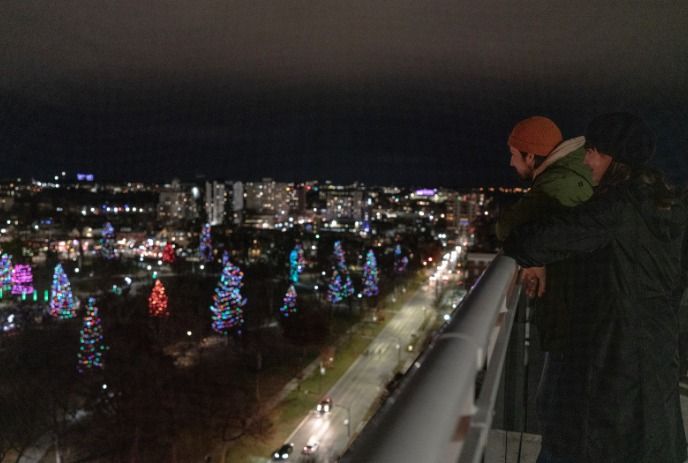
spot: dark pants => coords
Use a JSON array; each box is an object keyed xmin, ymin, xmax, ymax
[{"xmin": 536, "ymin": 352, "xmax": 581, "ymax": 463}]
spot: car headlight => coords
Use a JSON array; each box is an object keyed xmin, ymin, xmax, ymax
[
  {"xmin": 282, "ymin": 454, "xmax": 288, "ymax": 458},
  {"xmin": 274, "ymin": 452, "xmax": 280, "ymax": 458}
]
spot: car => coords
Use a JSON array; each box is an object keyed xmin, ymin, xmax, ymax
[
  {"xmin": 316, "ymin": 396, "xmax": 332, "ymax": 414},
  {"xmin": 272, "ymin": 443, "xmax": 294, "ymax": 460},
  {"xmin": 302, "ymin": 441, "xmax": 319, "ymax": 455}
]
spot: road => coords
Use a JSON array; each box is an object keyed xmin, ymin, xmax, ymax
[{"xmin": 272, "ymin": 283, "xmax": 436, "ymax": 462}]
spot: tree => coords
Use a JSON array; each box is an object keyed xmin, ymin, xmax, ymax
[
  {"xmin": 48, "ymin": 263, "xmax": 77, "ymax": 319},
  {"xmin": 162, "ymin": 242, "xmax": 176, "ymax": 264},
  {"xmin": 0, "ymin": 253, "xmax": 12, "ymax": 291},
  {"xmin": 101, "ymin": 222, "xmax": 117, "ymax": 260},
  {"xmin": 11, "ymin": 264, "xmax": 33, "ymax": 296},
  {"xmin": 221, "ymin": 249, "xmax": 231, "ymax": 267},
  {"xmin": 148, "ymin": 279, "xmax": 169, "ymax": 317},
  {"xmin": 327, "ymin": 270, "xmax": 352, "ymax": 304},
  {"xmin": 279, "ymin": 284, "xmax": 298, "ymax": 318},
  {"xmin": 77, "ymin": 297, "xmax": 107, "ymax": 373},
  {"xmin": 210, "ymin": 262, "xmax": 246, "ymax": 334},
  {"xmin": 362, "ymin": 249, "xmax": 380, "ymax": 297},
  {"xmin": 199, "ymin": 223, "xmax": 213, "ymax": 263},
  {"xmin": 289, "ymin": 244, "xmax": 305, "ymax": 283},
  {"xmin": 332, "ymin": 241, "xmax": 354, "ymax": 297}
]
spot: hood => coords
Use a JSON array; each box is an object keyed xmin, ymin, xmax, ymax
[{"xmin": 534, "ymin": 136, "xmax": 587, "ymax": 179}]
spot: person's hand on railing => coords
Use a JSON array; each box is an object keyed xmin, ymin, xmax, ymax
[{"xmin": 521, "ymin": 266, "xmax": 546, "ymax": 298}]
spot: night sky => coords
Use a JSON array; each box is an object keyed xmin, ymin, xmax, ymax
[{"xmin": 2, "ymin": 1, "xmax": 687, "ymax": 186}]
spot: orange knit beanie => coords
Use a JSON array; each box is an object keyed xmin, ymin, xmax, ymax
[{"xmin": 508, "ymin": 116, "xmax": 563, "ymax": 157}]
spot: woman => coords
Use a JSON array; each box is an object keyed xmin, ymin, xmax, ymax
[{"xmin": 504, "ymin": 113, "xmax": 687, "ymax": 463}]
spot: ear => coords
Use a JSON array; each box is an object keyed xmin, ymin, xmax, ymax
[{"xmin": 525, "ymin": 152, "xmax": 536, "ymax": 165}]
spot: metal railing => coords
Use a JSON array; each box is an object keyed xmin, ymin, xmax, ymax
[{"xmin": 342, "ymin": 254, "xmax": 523, "ymax": 463}]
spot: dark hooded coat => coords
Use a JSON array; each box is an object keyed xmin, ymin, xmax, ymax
[{"xmin": 504, "ymin": 176, "xmax": 687, "ymax": 463}]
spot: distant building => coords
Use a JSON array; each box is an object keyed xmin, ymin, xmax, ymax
[
  {"xmin": 157, "ymin": 179, "xmax": 199, "ymax": 225},
  {"xmin": 243, "ymin": 178, "xmax": 292, "ymax": 227},
  {"xmin": 204, "ymin": 181, "xmax": 226, "ymax": 226},
  {"xmin": 325, "ymin": 189, "xmax": 364, "ymax": 222}
]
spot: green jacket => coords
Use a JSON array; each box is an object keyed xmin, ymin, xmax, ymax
[
  {"xmin": 496, "ymin": 137, "xmax": 593, "ymax": 241},
  {"xmin": 497, "ymin": 137, "xmax": 593, "ymax": 352}
]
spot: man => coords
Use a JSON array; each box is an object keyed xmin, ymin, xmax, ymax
[
  {"xmin": 497, "ymin": 116, "xmax": 593, "ymax": 463},
  {"xmin": 498, "ymin": 116, "xmax": 592, "ymax": 348},
  {"xmin": 504, "ymin": 113, "xmax": 687, "ymax": 463}
]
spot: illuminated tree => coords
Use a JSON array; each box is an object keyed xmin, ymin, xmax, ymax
[
  {"xmin": 0, "ymin": 253, "xmax": 12, "ymax": 290},
  {"xmin": 148, "ymin": 279, "xmax": 169, "ymax": 317},
  {"xmin": 162, "ymin": 242, "xmax": 176, "ymax": 264},
  {"xmin": 199, "ymin": 223, "xmax": 213, "ymax": 263},
  {"xmin": 362, "ymin": 250, "xmax": 379, "ymax": 297},
  {"xmin": 77, "ymin": 297, "xmax": 106, "ymax": 373},
  {"xmin": 100, "ymin": 222, "xmax": 117, "ymax": 260},
  {"xmin": 289, "ymin": 244, "xmax": 305, "ymax": 283},
  {"xmin": 221, "ymin": 249, "xmax": 231, "ymax": 267},
  {"xmin": 327, "ymin": 269, "xmax": 352, "ymax": 304},
  {"xmin": 279, "ymin": 284, "xmax": 298, "ymax": 318},
  {"xmin": 210, "ymin": 262, "xmax": 246, "ymax": 334},
  {"xmin": 11, "ymin": 264, "xmax": 34, "ymax": 296},
  {"xmin": 327, "ymin": 270, "xmax": 344, "ymax": 304},
  {"xmin": 49, "ymin": 263, "xmax": 77, "ymax": 319},
  {"xmin": 332, "ymin": 241, "xmax": 354, "ymax": 297}
]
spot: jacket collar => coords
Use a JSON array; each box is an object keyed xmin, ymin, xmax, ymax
[{"xmin": 533, "ymin": 136, "xmax": 586, "ymax": 179}]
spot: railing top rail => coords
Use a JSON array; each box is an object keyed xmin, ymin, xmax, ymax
[{"xmin": 343, "ymin": 254, "xmax": 520, "ymax": 463}]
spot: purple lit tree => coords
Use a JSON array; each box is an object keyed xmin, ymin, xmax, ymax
[
  {"xmin": 11, "ymin": 264, "xmax": 34, "ymax": 296},
  {"xmin": 199, "ymin": 223, "xmax": 213, "ymax": 263},
  {"xmin": 327, "ymin": 270, "xmax": 344, "ymax": 304},
  {"xmin": 49, "ymin": 263, "xmax": 77, "ymax": 319},
  {"xmin": 362, "ymin": 250, "xmax": 379, "ymax": 297},
  {"xmin": 77, "ymin": 297, "xmax": 106, "ymax": 373},
  {"xmin": 210, "ymin": 262, "xmax": 246, "ymax": 334},
  {"xmin": 279, "ymin": 284, "xmax": 298, "ymax": 318}
]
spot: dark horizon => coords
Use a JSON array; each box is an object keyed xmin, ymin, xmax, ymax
[{"xmin": 2, "ymin": 1, "xmax": 687, "ymax": 186}]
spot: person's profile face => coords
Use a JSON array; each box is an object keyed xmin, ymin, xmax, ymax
[
  {"xmin": 509, "ymin": 146, "xmax": 533, "ymax": 180},
  {"xmin": 584, "ymin": 147, "xmax": 613, "ymax": 185}
]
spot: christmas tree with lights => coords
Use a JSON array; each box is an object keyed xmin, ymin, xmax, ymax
[
  {"xmin": 162, "ymin": 242, "xmax": 176, "ymax": 264},
  {"xmin": 77, "ymin": 297, "xmax": 106, "ymax": 373},
  {"xmin": 100, "ymin": 222, "xmax": 117, "ymax": 260},
  {"xmin": 148, "ymin": 279, "xmax": 169, "ymax": 317},
  {"xmin": 48, "ymin": 263, "xmax": 77, "ymax": 319},
  {"xmin": 0, "ymin": 253, "xmax": 12, "ymax": 290},
  {"xmin": 221, "ymin": 249, "xmax": 231, "ymax": 267},
  {"xmin": 289, "ymin": 244, "xmax": 305, "ymax": 283},
  {"xmin": 333, "ymin": 241, "xmax": 354, "ymax": 297},
  {"xmin": 327, "ymin": 269, "xmax": 353, "ymax": 304},
  {"xmin": 394, "ymin": 244, "xmax": 408, "ymax": 274},
  {"xmin": 362, "ymin": 249, "xmax": 379, "ymax": 297},
  {"xmin": 199, "ymin": 223, "xmax": 213, "ymax": 263},
  {"xmin": 11, "ymin": 264, "xmax": 34, "ymax": 296},
  {"xmin": 279, "ymin": 284, "xmax": 298, "ymax": 318},
  {"xmin": 210, "ymin": 262, "xmax": 246, "ymax": 334}
]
